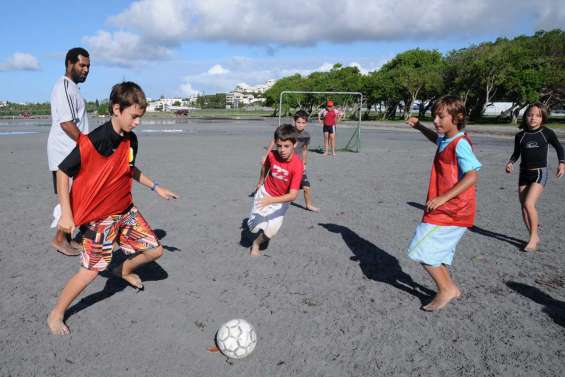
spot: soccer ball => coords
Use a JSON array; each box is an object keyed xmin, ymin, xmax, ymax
[{"xmin": 216, "ymin": 319, "xmax": 257, "ymax": 359}]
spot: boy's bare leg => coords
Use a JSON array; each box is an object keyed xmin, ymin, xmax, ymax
[
  {"xmin": 522, "ymin": 183, "xmax": 544, "ymax": 251},
  {"xmin": 303, "ymin": 187, "xmax": 319, "ymax": 212},
  {"xmin": 51, "ymin": 229, "xmax": 80, "ymax": 256},
  {"xmin": 422, "ymin": 264, "xmax": 460, "ymax": 312},
  {"xmin": 518, "ymin": 186, "xmax": 531, "ymax": 232},
  {"xmin": 112, "ymin": 246, "xmax": 163, "ymax": 289},
  {"xmin": 250, "ymin": 231, "xmax": 267, "ymax": 257},
  {"xmin": 323, "ymin": 132, "xmax": 329, "ymax": 156},
  {"xmin": 47, "ymin": 268, "xmax": 99, "ymax": 335},
  {"xmin": 330, "ymin": 134, "xmax": 336, "ymax": 156}
]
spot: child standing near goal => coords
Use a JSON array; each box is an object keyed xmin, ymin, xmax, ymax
[
  {"xmin": 318, "ymin": 101, "xmax": 343, "ymax": 156},
  {"xmin": 47, "ymin": 82, "xmax": 179, "ymax": 335},
  {"xmin": 260, "ymin": 110, "xmax": 319, "ymax": 212},
  {"xmin": 249, "ymin": 124, "xmax": 304, "ymax": 256},
  {"xmin": 505, "ymin": 102, "xmax": 565, "ymax": 252},
  {"xmin": 405, "ymin": 96, "xmax": 481, "ymax": 311}
]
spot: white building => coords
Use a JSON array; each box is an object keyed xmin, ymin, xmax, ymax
[
  {"xmin": 146, "ymin": 97, "xmax": 197, "ymax": 112},
  {"xmin": 226, "ymin": 79, "xmax": 275, "ymax": 108}
]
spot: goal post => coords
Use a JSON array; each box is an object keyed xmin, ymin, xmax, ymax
[{"xmin": 278, "ymin": 91, "xmax": 363, "ymax": 153}]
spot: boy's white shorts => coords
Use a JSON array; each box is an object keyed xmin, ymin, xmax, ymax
[{"xmin": 247, "ymin": 185, "xmax": 289, "ymax": 239}]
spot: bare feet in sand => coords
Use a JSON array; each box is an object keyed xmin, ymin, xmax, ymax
[
  {"xmin": 523, "ymin": 237, "xmax": 539, "ymax": 252},
  {"xmin": 112, "ymin": 267, "xmax": 143, "ymax": 290},
  {"xmin": 306, "ymin": 205, "xmax": 320, "ymax": 213},
  {"xmin": 47, "ymin": 311, "xmax": 70, "ymax": 336},
  {"xmin": 422, "ymin": 288, "xmax": 461, "ymax": 312},
  {"xmin": 52, "ymin": 240, "xmax": 81, "ymax": 256},
  {"xmin": 249, "ymin": 245, "xmax": 261, "ymax": 257}
]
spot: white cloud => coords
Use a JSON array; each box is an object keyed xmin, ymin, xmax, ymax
[
  {"xmin": 82, "ymin": 30, "xmax": 171, "ymax": 67},
  {"xmin": 207, "ymin": 64, "xmax": 229, "ymax": 75},
  {"xmin": 0, "ymin": 53, "xmax": 40, "ymax": 71},
  {"xmin": 103, "ymin": 0, "xmax": 565, "ymax": 45},
  {"xmin": 179, "ymin": 81, "xmax": 200, "ymax": 97}
]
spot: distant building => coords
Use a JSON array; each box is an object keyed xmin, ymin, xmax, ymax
[
  {"xmin": 146, "ymin": 96, "xmax": 198, "ymax": 112},
  {"xmin": 226, "ymin": 79, "xmax": 275, "ymax": 108}
]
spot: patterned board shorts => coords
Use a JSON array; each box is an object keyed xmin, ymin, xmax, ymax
[{"xmin": 80, "ymin": 205, "xmax": 159, "ymax": 271}]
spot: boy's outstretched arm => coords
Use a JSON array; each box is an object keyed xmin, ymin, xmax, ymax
[
  {"xmin": 406, "ymin": 117, "xmax": 438, "ymax": 144},
  {"xmin": 426, "ymin": 170, "xmax": 479, "ymax": 212},
  {"xmin": 131, "ymin": 167, "xmax": 179, "ymax": 199},
  {"xmin": 257, "ymin": 189, "xmax": 299, "ymax": 209},
  {"xmin": 261, "ymin": 139, "xmax": 275, "ymax": 165},
  {"xmin": 56, "ymin": 170, "xmax": 75, "ymax": 234}
]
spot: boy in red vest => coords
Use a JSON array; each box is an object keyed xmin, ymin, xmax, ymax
[
  {"xmin": 406, "ymin": 96, "xmax": 481, "ymax": 312},
  {"xmin": 48, "ymin": 82, "xmax": 178, "ymax": 335},
  {"xmin": 318, "ymin": 100, "xmax": 342, "ymax": 156}
]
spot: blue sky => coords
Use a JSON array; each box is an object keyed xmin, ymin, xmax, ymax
[{"xmin": 0, "ymin": 0, "xmax": 563, "ymax": 103}]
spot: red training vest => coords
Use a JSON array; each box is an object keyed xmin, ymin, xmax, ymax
[
  {"xmin": 70, "ymin": 133, "xmax": 133, "ymax": 226},
  {"xmin": 323, "ymin": 109, "xmax": 337, "ymax": 126},
  {"xmin": 422, "ymin": 135, "xmax": 476, "ymax": 227}
]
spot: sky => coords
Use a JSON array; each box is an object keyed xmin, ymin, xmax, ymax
[{"xmin": 0, "ymin": 0, "xmax": 563, "ymax": 103}]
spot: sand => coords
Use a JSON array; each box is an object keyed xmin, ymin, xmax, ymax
[{"xmin": 0, "ymin": 117, "xmax": 564, "ymax": 376}]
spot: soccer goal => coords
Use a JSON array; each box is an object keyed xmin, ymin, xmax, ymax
[{"xmin": 278, "ymin": 91, "xmax": 363, "ymax": 153}]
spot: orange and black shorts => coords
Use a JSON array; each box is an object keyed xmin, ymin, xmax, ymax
[{"xmin": 79, "ymin": 205, "xmax": 159, "ymax": 271}]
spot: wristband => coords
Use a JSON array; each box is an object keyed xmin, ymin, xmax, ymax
[{"xmin": 151, "ymin": 182, "xmax": 159, "ymax": 191}]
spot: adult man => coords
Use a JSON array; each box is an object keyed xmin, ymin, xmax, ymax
[{"xmin": 47, "ymin": 47, "xmax": 90, "ymax": 256}]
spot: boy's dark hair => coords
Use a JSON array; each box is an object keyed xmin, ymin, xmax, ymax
[
  {"xmin": 520, "ymin": 102, "xmax": 548, "ymax": 129},
  {"xmin": 65, "ymin": 47, "xmax": 89, "ymax": 68},
  {"xmin": 432, "ymin": 95, "xmax": 466, "ymax": 130},
  {"xmin": 108, "ymin": 82, "xmax": 147, "ymax": 115},
  {"xmin": 274, "ymin": 124, "xmax": 298, "ymax": 143},
  {"xmin": 293, "ymin": 110, "xmax": 309, "ymax": 121}
]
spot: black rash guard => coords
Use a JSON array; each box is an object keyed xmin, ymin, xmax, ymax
[{"xmin": 508, "ymin": 127, "xmax": 565, "ymax": 170}]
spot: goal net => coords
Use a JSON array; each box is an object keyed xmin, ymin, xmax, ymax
[{"xmin": 278, "ymin": 91, "xmax": 362, "ymax": 153}]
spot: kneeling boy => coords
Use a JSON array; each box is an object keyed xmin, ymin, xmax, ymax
[
  {"xmin": 249, "ymin": 124, "xmax": 304, "ymax": 256},
  {"xmin": 48, "ymin": 82, "xmax": 178, "ymax": 335}
]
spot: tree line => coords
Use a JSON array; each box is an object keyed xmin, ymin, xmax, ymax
[{"xmin": 264, "ymin": 30, "xmax": 565, "ymax": 123}]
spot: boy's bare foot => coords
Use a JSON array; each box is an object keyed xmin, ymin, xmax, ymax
[
  {"xmin": 322, "ymin": 152, "xmax": 329, "ymax": 156},
  {"xmin": 47, "ymin": 311, "xmax": 70, "ymax": 336},
  {"xmin": 112, "ymin": 267, "xmax": 143, "ymax": 290},
  {"xmin": 332, "ymin": 152, "xmax": 336, "ymax": 156},
  {"xmin": 306, "ymin": 205, "xmax": 320, "ymax": 212},
  {"xmin": 249, "ymin": 245, "xmax": 261, "ymax": 257},
  {"xmin": 70, "ymin": 239, "xmax": 83, "ymax": 251},
  {"xmin": 523, "ymin": 237, "xmax": 539, "ymax": 252},
  {"xmin": 52, "ymin": 240, "xmax": 81, "ymax": 256},
  {"xmin": 422, "ymin": 288, "xmax": 461, "ymax": 312}
]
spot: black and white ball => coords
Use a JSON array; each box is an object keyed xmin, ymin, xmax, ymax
[{"xmin": 216, "ymin": 319, "xmax": 257, "ymax": 359}]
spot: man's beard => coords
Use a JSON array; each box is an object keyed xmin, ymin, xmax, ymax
[{"xmin": 71, "ymin": 69, "xmax": 86, "ymax": 83}]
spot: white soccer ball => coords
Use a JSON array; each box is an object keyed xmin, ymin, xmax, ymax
[{"xmin": 216, "ymin": 319, "xmax": 257, "ymax": 359}]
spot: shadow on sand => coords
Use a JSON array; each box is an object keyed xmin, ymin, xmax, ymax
[
  {"xmin": 506, "ymin": 281, "xmax": 565, "ymax": 327},
  {"xmin": 64, "ymin": 260, "xmax": 168, "ymax": 321},
  {"xmin": 153, "ymin": 229, "xmax": 181, "ymax": 252},
  {"xmin": 406, "ymin": 201, "xmax": 526, "ymax": 248},
  {"xmin": 319, "ymin": 223, "xmax": 434, "ymax": 304}
]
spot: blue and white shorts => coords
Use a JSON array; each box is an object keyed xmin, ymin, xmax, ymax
[{"xmin": 407, "ymin": 223, "xmax": 467, "ymax": 267}]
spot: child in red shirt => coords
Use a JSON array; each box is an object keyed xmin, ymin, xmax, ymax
[
  {"xmin": 248, "ymin": 124, "xmax": 304, "ymax": 256},
  {"xmin": 48, "ymin": 82, "xmax": 178, "ymax": 335}
]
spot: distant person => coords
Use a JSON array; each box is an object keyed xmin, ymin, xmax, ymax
[
  {"xmin": 47, "ymin": 82, "xmax": 179, "ymax": 335},
  {"xmin": 405, "ymin": 96, "xmax": 481, "ymax": 311},
  {"xmin": 505, "ymin": 102, "xmax": 565, "ymax": 252},
  {"xmin": 47, "ymin": 47, "xmax": 90, "ymax": 256},
  {"xmin": 248, "ymin": 124, "xmax": 304, "ymax": 256},
  {"xmin": 259, "ymin": 110, "xmax": 319, "ymax": 212},
  {"xmin": 318, "ymin": 100, "xmax": 342, "ymax": 156}
]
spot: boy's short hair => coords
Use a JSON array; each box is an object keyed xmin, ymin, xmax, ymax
[
  {"xmin": 432, "ymin": 95, "xmax": 466, "ymax": 130},
  {"xmin": 520, "ymin": 102, "xmax": 548, "ymax": 129},
  {"xmin": 65, "ymin": 47, "xmax": 89, "ymax": 68},
  {"xmin": 293, "ymin": 110, "xmax": 309, "ymax": 121},
  {"xmin": 274, "ymin": 124, "xmax": 298, "ymax": 143},
  {"xmin": 108, "ymin": 82, "xmax": 147, "ymax": 115}
]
